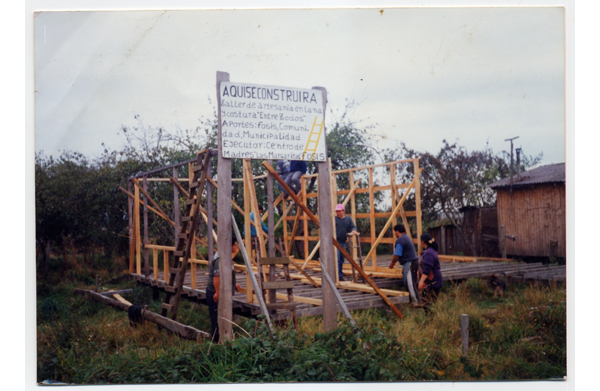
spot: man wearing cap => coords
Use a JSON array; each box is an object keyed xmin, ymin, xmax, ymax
[{"xmin": 334, "ymin": 204, "xmax": 359, "ymax": 281}]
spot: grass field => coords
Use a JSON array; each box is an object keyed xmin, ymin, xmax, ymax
[{"xmin": 36, "ymin": 255, "xmax": 566, "ymax": 383}]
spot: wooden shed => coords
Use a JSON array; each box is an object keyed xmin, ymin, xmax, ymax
[
  {"xmin": 428, "ymin": 206, "xmax": 499, "ymax": 258},
  {"xmin": 488, "ymin": 163, "xmax": 566, "ymax": 259}
]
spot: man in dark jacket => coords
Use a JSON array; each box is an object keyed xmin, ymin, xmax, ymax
[
  {"xmin": 388, "ymin": 224, "xmax": 419, "ymax": 302},
  {"xmin": 334, "ymin": 204, "xmax": 359, "ymax": 281}
]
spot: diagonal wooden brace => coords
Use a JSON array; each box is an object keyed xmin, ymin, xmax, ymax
[{"xmin": 262, "ymin": 161, "xmax": 404, "ymax": 319}]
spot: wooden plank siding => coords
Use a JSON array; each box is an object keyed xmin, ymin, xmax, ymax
[{"xmin": 496, "ymin": 183, "xmax": 566, "ymax": 258}]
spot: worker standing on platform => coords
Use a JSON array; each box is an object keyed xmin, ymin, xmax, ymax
[
  {"xmin": 285, "ymin": 160, "xmax": 307, "ymax": 197},
  {"xmin": 276, "ymin": 159, "xmax": 291, "ymax": 195},
  {"xmin": 334, "ymin": 204, "xmax": 359, "ymax": 281},
  {"xmin": 388, "ymin": 224, "xmax": 419, "ymax": 303},
  {"xmin": 206, "ymin": 238, "xmax": 242, "ymax": 343}
]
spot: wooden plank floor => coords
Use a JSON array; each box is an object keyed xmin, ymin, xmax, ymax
[
  {"xmin": 129, "ymin": 257, "xmax": 564, "ymax": 321},
  {"xmin": 130, "ymin": 265, "xmax": 410, "ymax": 321}
]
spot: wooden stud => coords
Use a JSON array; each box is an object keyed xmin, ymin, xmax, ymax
[
  {"xmin": 128, "ymin": 180, "xmax": 134, "ymax": 273},
  {"xmin": 302, "ymin": 176, "xmax": 309, "ymax": 261},
  {"xmin": 153, "ymin": 248, "xmax": 158, "ymax": 281},
  {"xmin": 163, "ymin": 249, "xmax": 169, "ymax": 279},
  {"xmin": 243, "ymin": 160, "xmax": 253, "ymax": 304},
  {"xmin": 216, "ymin": 71, "xmax": 233, "ymax": 342},
  {"xmin": 134, "ymin": 184, "xmax": 141, "ymax": 275},
  {"xmin": 369, "ymin": 167, "xmax": 376, "ymax": 268},
  {"xmin": 143, "ymin": 177, "xmax": 149, "ymax": 277},
  {"xmin": 414, "ymin": 159, "xmax": 423, "ymax": 255}
]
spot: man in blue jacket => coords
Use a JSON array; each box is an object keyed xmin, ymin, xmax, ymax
[{"xmin": 388, "ymin": 224, "xmax": 419, "ymax": 302}]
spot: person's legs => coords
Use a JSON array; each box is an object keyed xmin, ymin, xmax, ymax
[
  {"xmin": 405, "ymin": 261, "xmax": 418, "ymax": 303},
  {"xmin": 286, "ymin": 171, "xmax": 302, "ymax": 194},
  {"xmin": 337, "ymin": 243, "xmax": 346, "ymax": 280},
  {"xmin": 409, "ymin": 260, "xmax": 421, "ymax": 302},
  {"xmin": 277, "ymin": 173, "xmax": 289, "ymax": 196},
  {"xmin": 206, "ymin": 291, "xmax": 219, "ymax": 343},
  {"xmin": 402, "ymin": 261, "xmax": 411, "ymax": 289}
]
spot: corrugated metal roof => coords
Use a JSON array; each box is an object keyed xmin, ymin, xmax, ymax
[{"xmin": 488, "ymin": 162, "xmax": 565, "ymax": 189}]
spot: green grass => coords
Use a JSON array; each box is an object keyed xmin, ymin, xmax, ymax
[{"xmin": 36, "ymin": 256, "xmax": 566, "ymax": 384}]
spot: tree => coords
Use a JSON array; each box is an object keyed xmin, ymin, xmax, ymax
[{"xmin": 383, "ymin": 140, "xmax": 542, "ymax": 255}]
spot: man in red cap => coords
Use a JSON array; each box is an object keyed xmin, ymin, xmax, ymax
[{"xmin": 334, "ymin": 204, "xmax": 359, "ymax": 281}]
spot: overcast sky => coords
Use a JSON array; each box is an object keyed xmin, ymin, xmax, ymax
[{"xmin": 34, "ymin": 6, "xmax": 566, "ymax": 165}]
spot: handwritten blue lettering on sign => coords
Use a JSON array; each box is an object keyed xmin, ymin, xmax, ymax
[{"xmin": 219, "ymin": 82, "xmax": 326, "ymax": 162}]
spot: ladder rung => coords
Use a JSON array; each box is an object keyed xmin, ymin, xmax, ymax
[
  {"xmin": 164, "ymin": 286, "xmax": 177, "ymax": 293},
  {"xmin": 161, "ymin": 303, "xmax": 173, "ymax": 311},
  {"xmin": 185, "ymin": 198, "xmax": 197, "ymax": 206},
  {"xmin": 263, "ymin": 281, "xmax": 294, "ymax": 290},
  {"xmin": 169, "ymin": 268, "xmax": 181, "ymax": 275},
  {"xmin": 193, "ymin": 164, "xmax": 205, "ymax": 172},
  {"xmin": 266, "ymin": 302, "xmax": 298, "ymax": 310},
  {"xmin": 177, "ymin": 233, "xmax": 189, "ymax": 240},
  {"xmin": 182, "ymin": 216, "xmax": 193, "ymax": 222},
  {"xmin": 173, "ymin": 251, "xmax": 185, "ymax": 257},
  {"xmin": 189, "ymin": 181, "xmax": 199, "ymax": 188}
]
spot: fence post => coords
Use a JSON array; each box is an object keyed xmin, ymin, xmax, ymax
[{"xmin": 461, "ymin": 314, "xmax": 469, "ymax": 357}]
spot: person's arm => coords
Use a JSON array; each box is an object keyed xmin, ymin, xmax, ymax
[
  {"xmin": 261, "ymin": 220, "xmax": 268, "ymax": 234},
  {"xmin": 389, "ymin": 243, "xmax": 403, "ymax": 268},
  {"xmin": 213, "ymin": 276, "xmax": 220, "ymax": 302},
  {"xmin": 418, "ymin": 273, "xmax": 428, "ymax": 290}
]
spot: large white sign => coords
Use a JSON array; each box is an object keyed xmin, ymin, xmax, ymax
[{"xmin": 219, "ymin": 82, "xmax": 326, "ymax": 161}]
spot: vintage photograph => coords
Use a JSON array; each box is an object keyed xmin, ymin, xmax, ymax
[{"xmin": 33, "ymin": 4, "xmax": 567, "ymax": 386}]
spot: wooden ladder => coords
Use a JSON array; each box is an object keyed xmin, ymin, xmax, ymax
[
  {"xmin": 258, "ymin": 255, "xmax": 298, "ymax": 329},
  {"xmin": 161, "ymin": 150, "xmax": 211, "ymax": 320}
]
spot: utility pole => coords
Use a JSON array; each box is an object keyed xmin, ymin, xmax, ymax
[
  {"xmin": 505, "ymin": 137, "xmax": 519, "ymax": 195},
  {"xmin": 515, "ymin": 147, "xmax": 522, "ymax": 179}
]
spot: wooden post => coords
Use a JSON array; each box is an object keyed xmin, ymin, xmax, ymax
[
  {"xmin": 266, "ymin": 160, "xmax": 276, "ymax": 306},
  {"xmin": 143, "ymin": 177, "xmax": 149, "ymax": 277},
  {"xmin": 243, "ymin": 161, "xmax": 253, "ymax": 303},
  {"xmin": 414, "ymin": 159, "xmax": 423, "ymax": 255},
  {"xmin": 163, "ymin": 249, "xmax": 169, "ymax": 279},
  {"xmin": 313, "ymin": 86, "xmax": 337, "ymax": 332},
  {"xmin": 216, "ymin": 71, "xmax": 233, "ymax": 342},
  {"xmin": 207, "ymin": 176, "xmax": 214, "ymax": 277},
  {"xmin": 369, "ymin": 167, "xmax": 376, "ymax": 268},
  {"xmin": 128, "ymin": 180, "xmax": 134, "ymax": 273},
  {"xmin": 500, "ymin": 225, "xmax": 507, "ymax": 259},
  {"xmin": 134, "ymin": 183, "xmax": 141, "ymax": 275},
  {"xmin": 441, "ymin": 225, "xmax": 447, "ymax": 255},
  {"xmin": 174, "ymin": 168, "xmax": 181, "ymax": 240},
  {"xmin": 153, "ymin": 248, "xmax": 158, "ymax": 280},
  {"xmin": 302, "ymin": 176, "xmax": 309, "ymax": 260},
  {"xmin": 461, "ymin": 314, "xmax": 469, "ymax": 356}
]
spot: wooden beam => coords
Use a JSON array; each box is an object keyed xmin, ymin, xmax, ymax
[
  {"xmin": 128, "ymin": 181, "xmax": 134, "ymax": 273},
  {"xmin": 134, "ymin": 184, "xmax": 141, "ymax": 275},
  {"xmin": 216, "ymin": 70, "xmax": 233, "ymax": 342},
  {"xmin": 74, "ymin": 288, "xmax": 210, "ymax": 341},
  {"xmin": 143, "ymin": 177, "xmax": 150, "ymax": 277}
]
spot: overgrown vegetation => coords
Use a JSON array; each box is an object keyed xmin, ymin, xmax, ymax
[{"xmin": 37, "ymin": 258, "xmax": 566, "ymax": 384}]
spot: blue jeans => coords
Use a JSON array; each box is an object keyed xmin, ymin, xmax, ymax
[
  {"xmin": 285, "ymin": 171, "xmax": 303, "ymax": 194},
  {"xmin": 403, "ymin": 261, "xmax": 412, "ymax": 289},
  {"xmin": 277, "ymin": 172, "xmax": 289, "ymax": 194},
  {"xmin": 337, "ymin": 242, "xmax": 347, "ymax": 279}
]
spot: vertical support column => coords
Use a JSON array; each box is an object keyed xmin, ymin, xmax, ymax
[
  {"xmin": 390, "ymin": 164, "xmax": 397, "ymax": 227},
  {"xmin": 128, "ymin": 180, "xmax": 134, "ymax": 273},
  {"xmin": 349, "ymin": 170, "xmax": 357, "ymax": 264},
  {"xmin": 369, "ymin": 167, "xmax": 376, "ymax": 269},
  {"xmin": 216, "ymin": 71, "xmax": 233, "ymax": 342},
  {"xmin": 329, "ymin": 158, "xmax": 339, "ymax": 284},
  {"xmin": 143, "ymin": 177, "xmax": 149, "ymax": 277},
  {"xmin": 313, "ymin": 86, "xmax": 336, "ymax": 332},
  {"xmin": 134, "ymin": 183, "xmax": 141, "ymax": 275},
  {"xmin": 266, "ymin": 160, "xmax": 276, "ymax": 306},
  {"xmin": 461, "ymin": 314, "xmax": 470, "ymax": 357},
  {"xmin": 243, "ymin": 161, "xmax": 253, "ymax": 303},
  {"xmin": 174, "ymin": 168, "xmax": 181, "ymax": 240},
  {"xmin": 153, "ymin": 248, "xmax": 158, "ymax": 281},
  {"xmin": 302, "ymin": 176, "xmax": 308, "ymax": 260},
  {"xmin": 163, "ymin": 249, "xmax": 169, "ymax": 278},
  {"xmin": 414, "ymin": 159, "xmax": 423, "ymax": 255}
]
